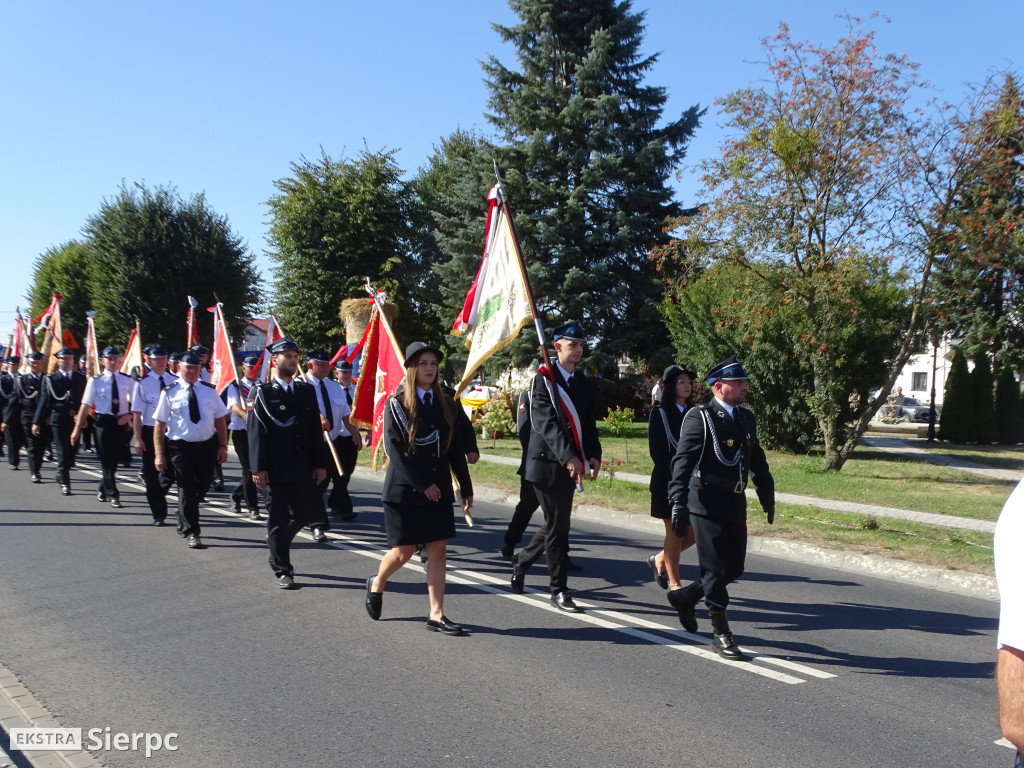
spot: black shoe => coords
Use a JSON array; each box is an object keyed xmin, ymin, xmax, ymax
[
  {"xmin": 153, "ymin": 519, "xmax": 165, "ymax": 526},
  {"xmin": 551, "ymin": 591, "xmax": 582, "ymax": 613},
  {"xmin": 416, "ymin": 544, "xmax": 427, "ymax": 563},
  {"xmin": 212, "ymin": 481, "xmax": 224, "ymax": 492},
  {"xmin": 10, "ymin": 465, "xmax": 19, "ymax": 471},
  {"xmin": 61, "ymin": 485, "xmax": 71, "ymax": 496},
  {"xmin": 248, "ymin": 509, "xmax": 262, "ymax": 521},
  {"xmin": 311, "ymin": 526, "xmax": 327, "ymax": 543},
  {"xmin": 187, "ymin": 535, "xmax": 203, "ymax": 549},
  {"xmin": 426, "ymin": 616, "xmax": 464, "ymax": 636},
  {"xmin": 709, "ymin": 609, "xmax": 745, "ymax": 660},
  {"xmin": 31, "ymin": 473, "xmax": 42, "ymax": 484},
  {"xmin": 339, "ymin": 511, "xmax": 357, "ymax": 521},
  {"xmin": 136, "ymin": 472, "xmax": 144, "ymax": 483},
  {"xmin": 277, "ymin": 573, "xmax": 295, "ymax": 589},
  {"xmin": 667, "ymin": 588, "xmax": 698, "ymax": 633},
  {"xmin": 365, "ymin": 576, "xmax": 382, "ymax": 620},
  {"xmin": 499, "ymin": 543, "xmax": 514, "ymax": 561},
  {"xmin": 510, "ymin": 554, "xmax": 525, "ymax": 594},
  {"xmin": 110, "ymin": 498, "xmax": 123, "ymax": 509},
  {"xmin": 97, "ymin": 492, "xmax": 107, "ymax": 503},
  {"xmin": 647, "ymin": 555, "xmax": 669, "ymax": 590},
  {"xmin": 564, "ymin": 555, "xmax": 583, "ymax": 572}
]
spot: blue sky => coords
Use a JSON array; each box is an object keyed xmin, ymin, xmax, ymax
[{"xmin": 1, "ymin": 1, "xmax": 1020, "ymax": 333}]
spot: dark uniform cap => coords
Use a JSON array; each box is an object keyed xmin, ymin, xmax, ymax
[
  {"xmin": 552, "ymin": 321, "xmax": 585, "ymax": 342},
  {"xmin": 268, "ymin": 337, "xmax": 299, "ymax": 354},
  {"xmin": 179, "ymin": 351, "xmax": 202, "ymax": 366},
  {"xmin": 242, "ymin": 355, "xmax": 259, "ymax": 367},
  {"xmin": 403, "ymin": 341, "xmax": 443, "ymax": 368},
  {"xmin": 306, "ymin": 348, "xmax": 331, "ymax": 362},
  {"xmin": 705, "ymin": 354, "xmax": 749, "ymax": 385},
  {"xmin": 145, "ymin": 344, "xmax": 168, "ymax": 358},
  {"xmin": 662, "ymin": 364, "xmax": 696, "ymax": 385},
  {"xmin": 168, "ymin": 352, "xmax": 181, "ymax": 363},
  {"xmin": 54, "ymin": 348, "xmax": 76, "ymax": 359},
  {"xmin": 334, "ymin": 359, "xmax": 352, "ymax": 371},
  {"xmin": 26, "ymin": 351, "xmax": 44, "ymax": 361},
  {"xmin": 190, "ymin": 345, "xmax": 210, "ymax": 356},
  {"xmin": 101, "ymin": 346, "xmax": 121, "ymax": 358},
  {"xmin": 6, "ymin": 356, "xmax": 21, "ymax": 365}
]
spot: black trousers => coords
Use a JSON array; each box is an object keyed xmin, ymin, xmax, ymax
[
  {"xmin": 519, "ymin": 479, "xmax": 575, "ymax": 595},
  {"xmin": 141, "ymin": 425, "xmax": 175, "ymax": 522},
  {"xmin": 50, "ymin": 416, "xmax": 75, "ymax": 487},
  {"xmin": 167, "ymin": 435, "xmax": 217, "ymax": 537},
  {"xmin": 504, "ymin": 475, "xmax": 540, "ymax": 548},
  {"xmin": 19, "ymin": 412, "xmax": 43, "ymax": 475},
  {"xmin": 689, "ymin": 513, "xmax": 747, "ymax": 612},
  {"xmin": 95, "ymin": 414, "xmax": 125, "ymax": 499},
  {"xmin": 323, "ymin": 434, "xmax": 358, "ymax": 518},
  {"xmin": 230, "ymin": 429, "xmax": 259, "ymax": 511},
  {"xmin": 5, "ymin": 416, "xmax": 24, "ymax": 467},
  {"xmin": 266, "ymin": 480, "xmax": 318, "ymax": 576},
  {"xmin": 81, "ymin": 415, "xmax": 95, "ymax": 451}
]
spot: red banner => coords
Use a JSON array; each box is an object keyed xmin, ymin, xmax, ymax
[{"xmin": 350, "ymin": 303, "xmax": 405, "ymax": 469}]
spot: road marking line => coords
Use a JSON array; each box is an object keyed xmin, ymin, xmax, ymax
[{"xmin": 67, "ymin": 463, "xmax": 822, "ymax": 684}]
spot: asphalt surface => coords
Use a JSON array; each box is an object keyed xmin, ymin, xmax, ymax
[{"xmin": 0, "ymin": 452, "xmax": 1007, "ymax": 767}]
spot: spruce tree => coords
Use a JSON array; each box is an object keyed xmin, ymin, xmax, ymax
[
  {"xmin": 939, "ymin": 348, "xmax": 976, "ymax": 443},
  {"xmin": 995, "ymin": 363, "xmax": 1024, "ymax": 444},
  {"xmin": 478, "ymin": 0, "xmax": 703, "ymax": 371},
  {"xmin": 971, "ymin": 354, "xmax": 997, "ymax": 443}
]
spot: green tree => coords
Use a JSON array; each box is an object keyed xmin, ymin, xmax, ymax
[
  {"xmin": 934, "ymin": 74, "xmax": 1024, "ymax": 372},
  {"xmin": 26, "ymin": 241, "xmax": 95, "ymax": 346},
  {"xmin": 995, "ymin": 362, "xmax": 1024, "ymax": 444},
  {"xmin": 478, "ymin": 0, "xmax": 702, "ymax": 372},
  {"xmin": 970, "ymin": 354, "xmax": 997, "ymax": 443},
  {"xmin": 267, "ymin": 148, "xmax": 429, "ymax": 351},
  {"xmin": 939, "ymin": 348, "xmax": 976, "ymax": 443},
  {"xmin": 84, "ymin": 183, "xmax": 260, "ymax": 348},
  {"xmin": 659, "ymin": 18, "xmax": 975, "ymax": 470}
]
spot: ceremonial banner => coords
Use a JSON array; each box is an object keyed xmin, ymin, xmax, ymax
[
  {"xmin": 186, "ymin": 296, "xmax": 199, "ymax": 348},
  {"xmin": 34, "ymin": 294, "xmax": 63, "ymax": 372},
  {"xmin": 209, "ymin": 304, "xmax": 237, "ymax": 394},
  {"xmin": 12, "ymin": 311, "xmax": 33, "ymax": 372},
  {"xmin": 119, "ymin": 324, "xmax": 143, "ymax": 376},
  {"xmin": 452, "ymin": 184, "xmax": 533, "ymax": 395},
  {"xmin": 85, "ymin": 313, "xmax": 100, "ymax": 377},
  {"xmin": 350, "ymin": 295, "xmax": 405, "ymax": 470},
  {"xmin": 254, "ymin": 315, "xmax": 283, "ymax": 383}
]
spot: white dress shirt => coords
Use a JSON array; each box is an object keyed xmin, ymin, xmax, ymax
[
  {"xmin": 131, "ymin": 371, "xmax": 180, "ymax": 426},
  {"xmin": 82, "ymin": 371, "xmax": 135, "ymax": 417},
  {"xmin": 153, "ymin": 380, "xmax": 229, "ymax": 442},
  {"xmin": 308, "ymin": 373, "xmax": 352, "ymax": 440}
]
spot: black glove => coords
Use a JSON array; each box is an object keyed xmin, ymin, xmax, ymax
[
  {"xmin": 670, "ymin": 497, "xmax": 689, "ymax": 537},
  {"xmin": 765, "ymin": 506, "xmax": 775, "ymax": 525}
]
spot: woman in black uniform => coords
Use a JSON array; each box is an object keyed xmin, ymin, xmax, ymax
[
  {"xmin": 365, "ymin": 342, "xmax": 474, "ymax": 636},
  {"xmin": 646, "ymin": 365, "xmax": 697, "ymax": 593}
]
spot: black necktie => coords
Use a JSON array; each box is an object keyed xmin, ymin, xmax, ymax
[
  {"xmin": 319, "ymin": 380, "xmax": 334, "ymax": 429},
  {"xmin": 344, "ymin": 387, "xmax": 352, "ymax": 407},
  {"xmin": 111, "ymin": 375, "xmax": 119, "ymax": 413},
  {"xmin": 188, "ymin": 384, "xmax": 200, "ymax": 423},
  {"xmin": 423, "ymin": 392, "xmax": 432, "ymax": 408},
  {"xmin": 159, "ymin": 375, "xmax": 166, "ymax": 391},
  {"xmin": 567, "ymin": 375, "xmax": 574, "ymax": 390}
]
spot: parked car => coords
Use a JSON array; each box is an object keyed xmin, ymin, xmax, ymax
[{"xmin": 899, "ymin": 397, "xmax": 941, "ymax": 422}]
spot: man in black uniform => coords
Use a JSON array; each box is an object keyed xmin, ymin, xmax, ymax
[
  {"xmin": 247, "ymin": 338, "xmax": 328, "ymax": 589},
  {"xmin": 666, "ymin": 355, "xmax": 775, "ymax": 660},
  {"xmin": 511, "ymin": 320, "xmax": 601, "ymax": 612},
  {"xmin": 0, "ymin": 356, "xmax": 21, "ymax": 466},
  {"xmin": 33, "ymin": 348, "xmax": 86, "ymax": 495},
  {"xmin": 9, "ymin": 352, "xmax": 46, "ymax": 482}
]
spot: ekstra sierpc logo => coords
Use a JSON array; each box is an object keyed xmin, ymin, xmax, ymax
[{"xmin": 10, "ymin": 727, "xmax": 179, "ymax": 758}]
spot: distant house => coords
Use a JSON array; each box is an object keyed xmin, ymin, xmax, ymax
[
  {"xmin": 239, "ymin": 318, "xmax": 269, "ymax": 353},
  {"xmin": 890, "ymin": 335, "xmax": 953, "ymax": 406}
]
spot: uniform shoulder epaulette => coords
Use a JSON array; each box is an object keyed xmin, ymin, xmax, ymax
[{"xmin": 199, "ymin": 380, "xmax": 215, "ymax": 389}]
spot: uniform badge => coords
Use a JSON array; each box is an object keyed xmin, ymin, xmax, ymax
[
  {"xmin": 279, "ymin": 405, "xmax": 286, "ymax": 411},
  {"xmin": 726, "ymin": 439, "xmax": 734, "ymax": 447}
]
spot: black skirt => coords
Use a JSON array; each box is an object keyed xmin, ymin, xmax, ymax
[{"xmin": 383, "ymin": 500, "xmax": 457, "ymax": 547}]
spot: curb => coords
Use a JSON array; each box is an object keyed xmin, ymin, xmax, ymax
[{"xmin": 355, "ymin": 468, "xmax": 999, "ymax": 602}]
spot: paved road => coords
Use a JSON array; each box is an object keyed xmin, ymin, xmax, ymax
[{"xmin": 0, "ymin": 454, "xmax": 1007, "ymax": 767}]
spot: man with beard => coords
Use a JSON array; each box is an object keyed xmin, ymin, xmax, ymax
[
  {"xmin": 248, "ymin": 337, "xmax": 327, "ymax": 588},
  {"xmin": 32, "ymin": 348, "xmax": 87, "ymax": 495}
]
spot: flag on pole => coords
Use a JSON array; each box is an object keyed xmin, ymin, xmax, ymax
[
  {"xmin": 209, "ymin": 304, "xmax": 237, "ymax": 394},
  {"xmin": 62, "ymin": 329, "xmax": 80, "ymax": 349},
  {"xmin": 254, "ymin": 315, "xmax": 283, "ymax": 383},
  {"xmin": 350, "ymin": 293, "xmax": 405, "ymax": 470},
  {"xmin": 12, "ymin": 311, "xmax": 33, "ymax": 372},
  {"xmin": 37, "ymin": 294, "xmax": 64, "ymax": 372},
  {"xmin": 452, "ymin": 184, "xmax": 534, "ymax": 395},
  {"xmin": 186, "ymin": 296, "xmax": 199, "ymax": 348},
  {"xmin": 85, "ymin": 312, "xmax": 100, "ymax": 377},
  {"xmin": 120, "ymin": 323, "xmax": 143, "ymax": 376}
]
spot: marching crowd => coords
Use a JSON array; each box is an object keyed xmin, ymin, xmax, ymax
[{"xmin": 0, "ymin": 320, "xmax": 776, "ymax": 654}]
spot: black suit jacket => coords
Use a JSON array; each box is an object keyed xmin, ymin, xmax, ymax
[
  {"xmin": 667, "ymin": 400, "xmax": 774, "ymax": 523},
  {"xmin": 34, "ymin": 370, "xmax": 87, "ymax": 427},
  {"xmin": 523, "ymin": 367, "xmax": 601, "ymax": 488},
  {"xmin": 381, "ymin": 392, "xmax": 473, "ymax": 505},
  {"xmin": 5, "ymin": 373, "xmax": 42, "ymax": 423},
  {"xmin": 648, "ymin": 402, "xmax": 686, "ymax": 499},
  {"xmin": 247, "ymin": 379, "xmax": 328, "ymax": 484}
]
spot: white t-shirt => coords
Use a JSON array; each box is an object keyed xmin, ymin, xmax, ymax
[
  {"xmin": 995, "ymin": 478, "xmax": 1024, "ymax": 650},
  {"xmin": 651, "ymin": 383, "xmax": 662, "ymax": 401}
]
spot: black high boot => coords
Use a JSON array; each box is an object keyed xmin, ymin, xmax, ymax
[{"xmin": 709, "ymin": 609, "xmax": 745, "ymax": 660}]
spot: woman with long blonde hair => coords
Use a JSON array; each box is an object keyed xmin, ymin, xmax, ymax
[{"xmin": 364, "ymin": 342, "xmax": 474, "ymax": 635}]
